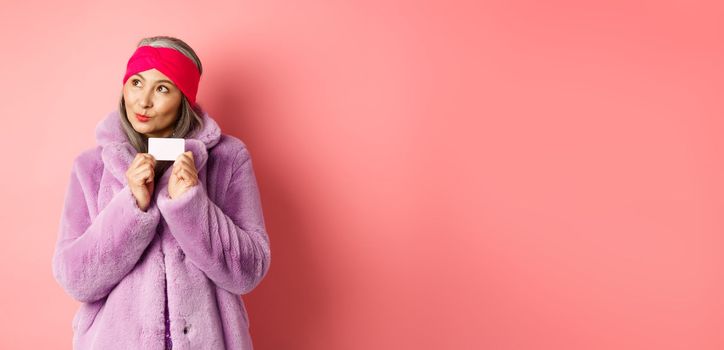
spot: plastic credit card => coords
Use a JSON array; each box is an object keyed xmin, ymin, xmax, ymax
[{"xmin": 148, "ymin": 138, "xmax": 185, "ymax": 161}]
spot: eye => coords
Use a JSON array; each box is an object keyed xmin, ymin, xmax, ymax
[
  {"xmin": 132, "ymin": 79, "xmax": 141, "ymax": 87},
  {"xmin": 157, "ymin": 85, "xmax": 169, "ymax": 93}
]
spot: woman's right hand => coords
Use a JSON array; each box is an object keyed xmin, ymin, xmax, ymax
[{"xmin": 125, "ymin": 153, "xmax": 156, "ymax": 211}]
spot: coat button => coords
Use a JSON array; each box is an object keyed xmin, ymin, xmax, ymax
[
  {"xmin": 179, "ymin": 250, "xmax": 185, "ymax": 260},
  {"xmin": 183, "ymin": 325, "xmax": 190, "ymax": 334}
]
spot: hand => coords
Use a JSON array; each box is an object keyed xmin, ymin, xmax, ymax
[
  {"xmin": 168, "ymin": 151, "xmax": 199, "ymax": 199},
  {"xmin": 125, "ymin": 153, "xmax": 156, "ymax": 211}
]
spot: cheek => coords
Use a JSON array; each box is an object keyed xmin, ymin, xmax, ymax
[
  {"xmin": 158, "ymin": 95, "xmax": 182, "ymax": 113},
  {"xmin": 123, "ymin": 86, "xmax": 136, "ymax": 104}
]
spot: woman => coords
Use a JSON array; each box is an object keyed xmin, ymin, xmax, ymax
[{"xmin": 51, "ymin": 36, "xmax": 271, "ymax": 350}]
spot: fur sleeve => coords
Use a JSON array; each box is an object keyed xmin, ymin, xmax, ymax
[
  {"xmin": 52, "ymin": 154, "xmax": 161, "ymax": 303},
  {"xmin": 156, "ymin": 147, "xmax": 271, "ymax": 295}
]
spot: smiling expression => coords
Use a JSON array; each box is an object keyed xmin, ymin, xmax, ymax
[{"xmin": 123, "ymin": 68, "xmax": 183, "ymax": 138}]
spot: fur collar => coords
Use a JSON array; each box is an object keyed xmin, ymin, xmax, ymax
[{"xmin": 95, "ymin": 109, "xmax": 221, "ymax": 185}]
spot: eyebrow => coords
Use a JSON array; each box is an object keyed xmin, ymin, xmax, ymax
[{"xmin": 132, "ymin": 73, "xmax": 175, "ymax": 85}]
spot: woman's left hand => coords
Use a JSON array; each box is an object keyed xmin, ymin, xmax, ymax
[{"xmin": 169, "ymin": 151, "xmax": 199, "ymax": 199}]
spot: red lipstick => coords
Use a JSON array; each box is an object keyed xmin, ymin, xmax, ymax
[{"xmin": 135, "ymin": 113, "xmax": 150, "ymax": 122}]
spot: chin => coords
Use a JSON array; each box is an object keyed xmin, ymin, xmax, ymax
[{"xmin": 130, "ymin": 123, "xmax": 152, "ymax": 134}]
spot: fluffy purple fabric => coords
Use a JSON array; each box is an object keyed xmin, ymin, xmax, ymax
[{"xmin": 52, "ymin": 109, "xmax": 271, "ymax": 349}]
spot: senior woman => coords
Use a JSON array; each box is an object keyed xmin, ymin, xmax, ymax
[{"xmin": 51, "ymin": 36, "xmax": 271, "ymax": 350}]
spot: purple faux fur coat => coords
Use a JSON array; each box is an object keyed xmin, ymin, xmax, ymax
[{"xmin": 52, "ymin": 109, "xmax": 271, "ymax": 349}]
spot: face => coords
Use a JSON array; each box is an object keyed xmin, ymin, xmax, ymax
[{"xmin": 123, "ymin": 68, "xmax": 183, "ymax": 138}]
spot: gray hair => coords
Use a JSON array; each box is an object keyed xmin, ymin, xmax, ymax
[{"xmin": 118, "ymin": 36, "xmax": 204, "ymax": 181}]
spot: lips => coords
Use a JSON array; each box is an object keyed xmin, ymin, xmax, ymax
[{"xmin": 135, "ymin": 113, "xmax": 151, "ymax": 122}]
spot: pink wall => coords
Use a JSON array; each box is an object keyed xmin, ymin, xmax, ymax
[{"xmin": 1, "ymin": 0, "xmax": 724, "ymax": 349}]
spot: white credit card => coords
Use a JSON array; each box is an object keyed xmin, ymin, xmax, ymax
[{"xmin": 148, "ymin": 138, "xmax": 185, "ymax": 161}]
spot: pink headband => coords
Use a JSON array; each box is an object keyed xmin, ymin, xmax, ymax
[{"xmin": 122, "ymin": 46, "xmax": 201, "ymax": 106}]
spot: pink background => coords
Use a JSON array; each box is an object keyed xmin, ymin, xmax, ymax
[{"xmin": 1, "ymin": 0, "xmax": 724, "ymax": 349}]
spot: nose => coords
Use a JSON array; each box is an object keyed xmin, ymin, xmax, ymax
[{"xmin": 139, "ymin": 87, "xmax": 154, "ymax": 109}]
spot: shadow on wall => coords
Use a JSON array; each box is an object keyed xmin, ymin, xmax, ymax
[{"xmin": 204, "ymin": 43, "xmax": 330, "ymax": 350}]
